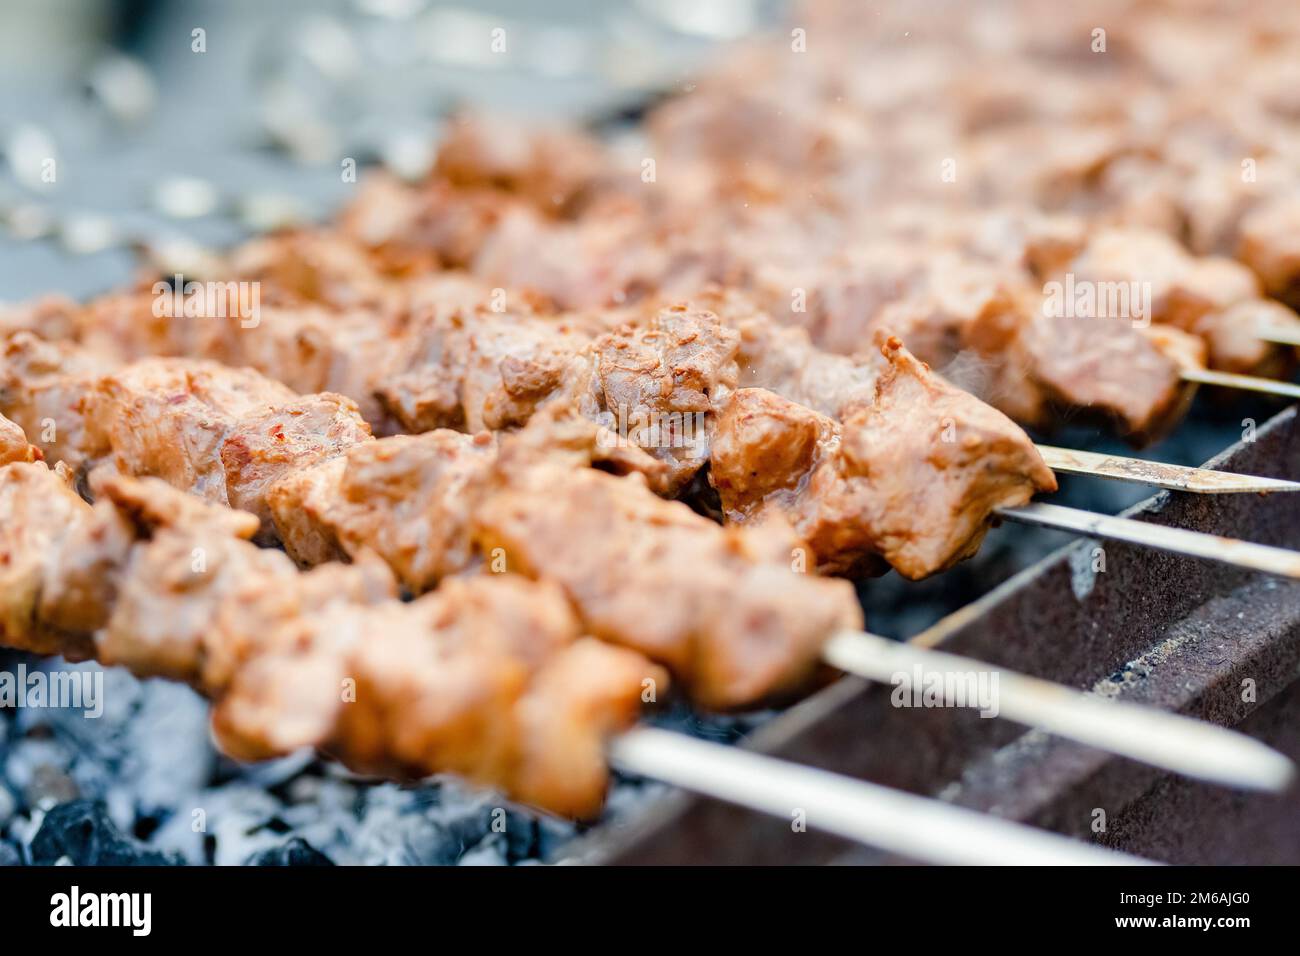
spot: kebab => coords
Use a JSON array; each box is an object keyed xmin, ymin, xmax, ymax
[
  {"xmin": 6, "ymin": 285, "xmax": 1298, "ymax": 586},
  {"xmin": 1, "ymin": 438, "xmax": 1168, "ymax": 864},
  {"xmin": 2, "ymin": 321, "xmax": 1291, "ymax": 789}
]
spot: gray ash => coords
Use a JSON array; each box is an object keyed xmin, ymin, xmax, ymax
[{"xmin": 0, "ymin": 652, "xmax": 718, "ymax": 866}]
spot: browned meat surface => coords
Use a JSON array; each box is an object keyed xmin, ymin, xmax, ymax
[
  {"xmin": 377, "ymin": 306, "xmax": 591, "ymax": 434},
  {"xmin": 268, "ymin": 429, "xmax": 497, "ymax": 587},
  {"xmin": 0, "ymin": 413, "xmax": 39, "ymax": 465},
  {"xmin": 553, "ymin": 306, "xmax": 738, "ymax": 494},
  {"xmin": 963, "ymin": 304, "xmax": 1206, "ymax": 441},
  {"xmin": 473, "ymin": 432, "xmax": 862, "ymax": 710},
  {"xmin": 0, "ymin": 460, "xmax": 95, "ymax": 657},
  {"xmin": 711, "ymin": 335, "xmax": 1057, "ymax": 579},
  {"xmin": 0, "ymin": 332, "xmax": 114, "ymax": 468},
  {"xmin": 0, "ymin": 461, "xmax": 663, "ymax": 818}
]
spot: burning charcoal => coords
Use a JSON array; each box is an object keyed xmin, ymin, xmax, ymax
[
  {"xmin": 28, "ymin": 800, "xmax": 184, "ymax": 866},
  {"xmin": 0, "ymin": 841, "xmax": 20, "ymax": 867},
  {"xmin": 245, "ymin": 836, "xmax": 334, "ymax": 866}
]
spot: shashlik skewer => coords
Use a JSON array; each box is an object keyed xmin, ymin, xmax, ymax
[
  {"xmin": 4, "ymin": 360, "xmax": 1290, "ymax": 794},
  {"xmin": 0, "ymin": 432, "xmax": 1152, "ymax": 861},
  {"xmin": 4, "ymin": 299, "xmax": 1296, "ymax": 590},
  {"xmin": 610, "ymin": 727, "xmax": 1152, "ymax": 866},
  {"xmin": 1033, "ymin": 445, "xmax": 1300, "ymax": 495},
  {"xmin": 327, "ymin": 149, "xmax": 1300, "ymax": 446}
]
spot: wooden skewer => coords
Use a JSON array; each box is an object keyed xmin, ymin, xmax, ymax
[
  {"xmin": 1035, "ymin": 445, "xmax": 1300, "ymax": 494},
  {"xmin": 609, "ymin": 727, "xmax": 1154, "ymax": 865},
  {"xmin": 822, "ymin": 632, "xmax": 1295, "ymax": 793},
  {"xmin": 996, "ymin": 502, "xmax": 1300, "ymax": 580},
  {"xmin": 1181, "ymin": 367, "xmax": 1300, "ymax": 400}
]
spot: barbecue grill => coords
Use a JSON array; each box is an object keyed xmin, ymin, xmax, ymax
[{"xmin": 569, "ymin": 405, "xmax": 1300, "ymax": 864}]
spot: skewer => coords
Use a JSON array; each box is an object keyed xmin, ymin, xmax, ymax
[
  {"xmin": 822, "ymin": 632, "xmax": 1295, "ymax": 792},
  {"xmin": 996, "ymin": 502, "xmax": 1300, "ymax": 580},
  {"xmin": 1181, "ymin": 367, "xmax": 1300, "ymax": 400},
  {"xmin": 610, "ymin": 727, "xmax": 1154, "ymax": 865},
  {"xmin": 1035, "ymin": 445, "xmax": 1300, "ymax": 494},
  {"xmin": 1256, "ymin": 325, "xmax": 1300, "ymax": 349}
]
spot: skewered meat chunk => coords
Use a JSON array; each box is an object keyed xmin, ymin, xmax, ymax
[
  {"xmin": 962, "ymin": 303, "xmax": 1206, "ymax": 441},
  {"xmin": 555, "ymin": 305, "xmax": 739, "ymax": 494},
  {"xmin": 0, "ymin": 342, "xmax": 375, "ymax": 539},
  {"xmin": 377, "ymin": 306, "xmax": 592, "ymax": 434},
  {"xmin": 714, "ymin": 305, "xmax": 1057, "ymax": 572},
  {"xmin": 0, "ymin": 332, "xmax": 113, "ymax": 469},
  {"xmin": 473, "ymin": 432, "xmax": 863, "ymax": 710},
  {"xmin": 0, "ymin": 459, "xmax": 664, "ymax": 817},
  {"xmin": 267, "ymin": 429, "xmax": 497, "ymax": 586},
  {"xmin": 0, "ymin": 460, "xmax": 95, "ymax": 657},
  {"xmin": 92, "ymin": 359, "xmax": 371, "ymax": 536},
  {"xmin": 1238, "ymin": 195, "xmax": 1300, "ymax": 309},
  {"xmin": 0, "ymin": 413, "xmax": 39, "ymax": 464},
  {"xmin": 711, "ymin": 334, "xmax": 1058, "ymax": 579}
]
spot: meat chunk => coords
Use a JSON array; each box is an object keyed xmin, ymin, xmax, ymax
[
  {"xmin": 556, "ymin": 306, "xmax": 739, "ymax": 493},
  {"xmin": 267, "ymin": 429, "xmax": 497, "ymax": 589},
  {"xmin": 0, "ymin": 461, "xmax": 94, "ymax": 657},
  {"xmin": 473, "ymin": 442, "xmax": 862, "ymax": 710},
  {"xmin": 1238, "ymin": 194, "xmax": 1300, "ymax": 308},
  {"xmin": 220, "ymin": 392, "xmax": 372, "ymax": 536},
  {"xmin": 0, "ymin": 413, "xmax": 39, "ymax": 465},
  {"xmin": 378, "ymin": 307, "xmax": 590, "ymax": 434},
  {"xmin": 212, "ymin": 575, "xmax": 661, "ymax": 819},
  {"xmin": 966, "ymin": 303, "xmax": 1206, "ymax": 442},
  {"xmin": 711, "ymin": 336, "xmax": 1057, "ymax": 581},
  {"xmin": 1066, "ymin": 228, "xmax": 1261, "ymax": 336},
  {"xmin": 0, "ymin": 333, "xmax": 114, "ymax": 469},
  {"xmin": 85, "ymin": 358, "xmax": 297, "ymax": 499}
]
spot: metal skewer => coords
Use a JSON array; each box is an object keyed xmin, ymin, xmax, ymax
[
  {"xmin": 822, "ymin": 632, "xmax": 1295, "ymax": 793},
  {"xmin": 996, "ymin": 502, "xmax": 1300, "ymax": 580},
  {"xmin": 609, "ymin": 727, "xmax": 1153, "ymax": 865},
  {"xmin": 1181, "ymin": 367, "xmax": 1300, "ymax": 400},
  {"xmin": 1256, "ymin": 325, "xmax": 1300, "ymax": 349},
  {"xmin": 1035, "ymin": 445, "xmax": 1300, "ymax": 494}
]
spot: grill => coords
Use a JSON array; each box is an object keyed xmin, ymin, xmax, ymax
[{"xmin": 579, "ymin": 405, "xmax": 1300, "ymax": 864}]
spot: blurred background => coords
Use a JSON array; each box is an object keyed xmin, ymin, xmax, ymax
[{"xmin": 0, "ymin": 0, "xmax": 784, "ymax": 300}]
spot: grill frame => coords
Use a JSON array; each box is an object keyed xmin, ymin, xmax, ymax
[{"xmin": 573, "ymin": 405, "xmax": 1300, "ymax": 865}]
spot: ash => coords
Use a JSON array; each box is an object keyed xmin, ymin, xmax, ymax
[{"xmin": 0, "ymin": 653, "xmax": 761, "ymax": 867}]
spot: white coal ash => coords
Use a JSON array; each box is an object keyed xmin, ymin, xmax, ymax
[{"xmin": 0, "ymin": 650, "xmax": 751, "ymax": 867}]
